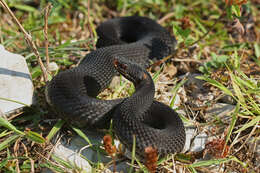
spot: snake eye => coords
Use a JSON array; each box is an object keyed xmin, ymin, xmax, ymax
[
  {"xmin": 142, "ymin": 73, "xmax": 148, "ymax": 79},
  {"xmin": 113, "ymin": 59, "xmax": 128, "ymax": 70},
  {"xmin": 113, "ymin": 59, "xmax": 119, "ymax": 67}
]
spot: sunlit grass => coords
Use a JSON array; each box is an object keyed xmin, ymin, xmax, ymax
[{"xmin": 0, "ymin": 0, "xmax": 259, "ymax": 172}]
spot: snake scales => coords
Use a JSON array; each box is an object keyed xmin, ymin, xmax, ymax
[{"xmin": 46, "ymin": 16, "xmax": 185, "ymax": 156}]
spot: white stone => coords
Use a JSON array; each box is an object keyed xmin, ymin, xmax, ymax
[
  {"xmin": 53, "ymin": 142, "xmax": 92, "ymax": 173},
  {"xmin": 183, "ymin": 127, "xmax": 196, "ymax": 152},
  {"xmin": 205, "ymin": 103, "xmax": 235, "ymax": 121},
  {"xmin": 53, "ymin": 131, "xmax": 130, "ymax": 173},
  {"xmin": 48, "ymin": 62, "xmax": 59, "ymax": 72},
  {"xmin": 0, "ymin": 45, "xmax": 34, "ymax": 114},
  {"xmin": 190, "ymin": 131, "xmax": 208, "ymax": 152},
  {"xmin": 183, "ymin": 127, "xmax": 208, "ymax": 152}
]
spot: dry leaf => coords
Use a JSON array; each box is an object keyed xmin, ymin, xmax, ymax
[{"xmin": 232, "ymin": 18, "xmax": 245, "ymax": 35}]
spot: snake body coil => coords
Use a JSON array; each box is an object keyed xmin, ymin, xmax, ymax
[{"xmin": 46, "ymin": 16, "xmax": 185, "ymax": 156}]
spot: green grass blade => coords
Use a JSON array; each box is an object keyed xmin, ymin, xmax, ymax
[
  {"xmin": 52, "ymin": 155, "xmax": 74, "ymax": 169},
  {"xmin": 230, "ymin": 73, "xmax": 245, "ymax": 104},
  {"xmin": 25, "ymin": 131, "xmax": 45, "ymax": 144},
  {"xmin": 234, "ymin": 75, "xmax": 256, "ymax": 90},
  {"xmin": 170, "ymin": 78, "xmax": 187, "ymax": 108},
  {"xmin": 0, "ymin": 117, "xmax": 25, "ymax": 135},
  {"xmin": 179, "ymin": 113, "xmax": 193, "ymax": 125},
  {"xmin": 196, "ymin": 76, "xmax": 234, "ymax": 97},
  {"xmin": 254, "ymin": 43, "xmax": 260, "ymax": 58},
  {"xmin": 46, "ymin": 119, "xmax": 65, "ymax": 142},
  {"xmin": 188, "ymin": 166, "xmax": 198, "ymax": 173},
  {"xmin": 10, "ymin": 4, "xmax": 37, "ymax": 12},
  {"xmin": 135, "ymin": 158, "xmax": 148, "ymax": 173},
  {"xmin": 71, "ymin": 126, "xmax": 92, "ymax": 146},
  {"xmin": 152, "ymin": 64, "xmax": 164, "ymax": 83},
  {"xmin": 0, "ymin": 97, "xmax": 30, "ymax": 107},
  {"xmin": 235, "ymin": 116, "xmax": 260, "ymax": 133},
  {"xmin": 0, "ymin": 158, "xmax": 8, "ymax": 168},
  {"xmin": 0, "ymin": 130, "xmax": 12, "ymax": 138},
  {"xmin": 188, "ymin": 156, "xmax": 245, "ymax": 168},
  {"xmin": 194, "ymin": 18, "xmax": 207, "ymax": 34},
  {"xmin": 39, "ymin": 162, "xmax": 65, "ymax": 173},
  {"xmin": 226, "ymin": 104, "xmax": 239, "ymax": 143},
  {"xmin": 128, "ymin": 135, "xmax": 136, "ymax": 173},
  {"xmin": 0, "ymin": 134, "xmax": 20, "ymax": 152}
]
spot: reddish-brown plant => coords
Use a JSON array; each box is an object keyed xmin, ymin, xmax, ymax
[
  {"xmin": 179, "ymin": 16, "xmax": 191, "ymax": 30},
  {"xmin": 144, "ymin": 146, "xmax": 158, "ymax": 173},
  {"xmin": 225, "ymin": 0, "xmax": 247, "ymax": 6},
  {"xmin": 103, "ymin": 134, "xmax": 117, "ymax": 157},
  {"xmin": 103, "ymin": 134, "xmax": 117, "ymax": 172},
  {"xmin": 205, "ymin": 138, "xmax": 229, "ymax": 158}
]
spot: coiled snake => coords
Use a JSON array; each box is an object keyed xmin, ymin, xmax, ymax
[{"xmin": 46, "ymin": 16, "xmax": 185, "ymax": 157}]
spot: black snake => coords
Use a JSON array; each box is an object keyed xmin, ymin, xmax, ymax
[{"xmin": 46, "ymin": 16, "xmax": 186, "ymax": 157}]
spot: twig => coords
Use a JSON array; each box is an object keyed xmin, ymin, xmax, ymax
[
  {"xmin": 189, "ymin": 13, "xmax": 224, "ymax": 47},
  {"xmin": 47, "ymin": 135, "xmax": 62, "ymax": 160},
  {"xmin": 148, "ymin": 47, "xmax": 203, "ymax": 69},
  {"xmin": 120, "ymin": 0, "xmax": 127, "ymax": 16},
  {"xmin": 87, "ymin": 0, "xmax": 95, "ymax": 49},
  {"xmin": 29, "ymin": 158, "xmax": 35, "ymax": 173},
  {"xmin": 149, "ymin": 54, "xmax": 173, "ymax": 68},
  {"xmin": 152, "ymin": 13, "xmax": 223, "ymax": 67},
  {"xmin": 44, "ymin": 3, "xmax": 52, "ymax": 72},
  {"xmin": 102, "ymin": 5, "xmax": 118, "ymax": 17},
  {"xmin": 172, "ymin": 58, "xmax": 203, "ymax": 63},
  {"xmin": 15, "ymin": 159, "xmax": 21, "ymax": 173},
  {"xmin": 0, "ymin": 0, "xmax": 48, "ymax": 83},
  {"xmin": 158, "ymin": 12, "xmax": 175, "ymax": 24},
  {"xmin": 233, "ymin": 122, "xmax": 258, "ymax": 155},
  {"xmin": 14, "ymin": 138, "xmax": 21, "ymax": 173}
]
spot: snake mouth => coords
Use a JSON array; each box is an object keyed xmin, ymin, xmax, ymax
[
  {"xmin": 113, "ymin": 59, "xmax": 127, "ymax": 70},
  {"xmin": 113, "ymin": 58, "xmax": 136, "ymax": 82}
]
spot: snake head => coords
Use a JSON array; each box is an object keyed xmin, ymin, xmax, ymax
[{"xmin": 113, "ymin": 57, "xmax": 150, "ymax": 86}]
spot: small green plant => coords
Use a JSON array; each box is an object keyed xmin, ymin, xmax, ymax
[
  {"xmin": 199, "ymin": 52, "xmax": 229, "ymax": 75},
  {"xmin": 0, "ymin": 0, "xmax": 259, "ymax": 172}
]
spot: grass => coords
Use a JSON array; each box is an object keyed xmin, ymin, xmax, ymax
[{"xmin": 0, "ymin": 0, "xmax": 260, "ymax": 172}]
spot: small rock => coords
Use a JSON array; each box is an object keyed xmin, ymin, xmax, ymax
[
  {"xmin": 53, "ymin": 143, "xmax": 92, "ymax": 172},
  {"xmin": 248, "ymin": 137, "xmax": 260, "ymax": 168},
  {"xmin": 0, "ymin": 45, "xmax": 34, "ymax": 115},
  {"xmin": 205, "ymin": 103, "xmax": 235, "ymax": 122},
  {"xmin": 184, "ymin": 103, "xmax": 235, "ymax": 153},
  {"xmin": 191, "ymin": 132, "xmax": 208, "ymax": 152},
  {"xmin": 183, "ymin": 127, "xmax": 196, "ymax": 152},
  {"xmin": 53, "ymin": 131, "xmax": 130, "ymax": 173},
  {"xmin": 218, "ymin": 95, "xmax": 236, "ymax": 105},
  {"xmin": 48, "ymin": 62, "xmax": 59, "ymax": 72},
  {"xmin": 184, "ymin": 127, "xmax": 208, "ymax": 152}
]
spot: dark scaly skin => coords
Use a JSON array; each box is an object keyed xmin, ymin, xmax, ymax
[
  {"xmin": 46, "ymin": 16, "xmax": 185, "ymax": 155},
  {"xmin": 113, "ymin": 58, "xmax": 185, "ymax": 156}
]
